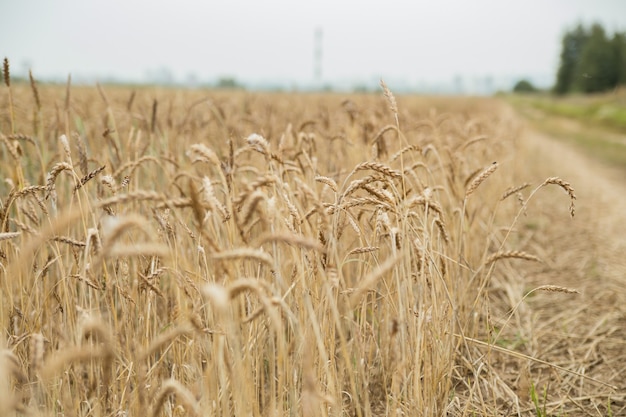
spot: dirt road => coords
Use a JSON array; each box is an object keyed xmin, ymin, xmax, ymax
[{"xmin": 512, "ymin": 118, "xmax": 626, "ymax": 414}]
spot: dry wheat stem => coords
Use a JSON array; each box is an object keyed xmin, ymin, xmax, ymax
[
  {"xmin": 254, "ymin": 232, "xmax": 325, "ymax": 252},
  {"xmin": 151, "ymin": 379, "xmax": 201, "ymax": 417},
  {"xmin": 210, "ymin": 248, "xmax": 274, "ymax": 266},
  {"xmin": 140, "ymin": 324, "xmax": 195, "ymax": 360},
  {"xmin": 41, "ymin": 346, "xmax": 111, "ymax": 380},
  {"xmin": 491, "ymin": 283, "xmax": 580, "ymax": 354},
  {"xmin": 0, "ymin": 82, "xmax": 606, "ymax": 415},
  {"xmin": 349, "ymin": 253, "xmax": 404, "ymax": 308},
  {"xmin": 107, "ymin": 243, "xmax": 170, "ymax": 258}
]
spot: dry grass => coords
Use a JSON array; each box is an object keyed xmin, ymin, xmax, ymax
[{"xmin": 0, "ymin": 71, "xmax": 619, "ymax": 416}]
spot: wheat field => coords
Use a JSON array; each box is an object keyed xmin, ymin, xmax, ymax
[{"xmin": 0, "ymin": 66, "xmax": 617, "ymax": 416}]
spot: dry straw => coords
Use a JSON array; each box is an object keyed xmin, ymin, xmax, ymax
[
  {"xmin": 254, "ymin": 232, "xmax": 325, "ymax": 252},
  {"xmin": 1, "ymin": 350, "xmax": 26, "ymax": 385},
  {"xmin": 0, "ymin": 77, "xmax": 602, "ymax": 415},
  {"xmin": 152, "ymin": 379, "xmax": 201, "ymax": 417},
  {"xmin": 29, "ymin": 332, "xmax": 45, "ymax": 375},
  {"xmin": 0, "ymin": 350, "xmax": 23, "ymax": 415},
  {"xmin": 210, "ymin": 247, "xmax": 274, "ymax": 267},
  {"xmin": 141, "ymin": 324, "xmax": 194, "ymax": 360},
  {"xmin": 41, "ymin": 318, "xmax": 114, "ymax": 380},
  {"xmin": 460, "ymin": 334, "xmax": 616, "ymax": 390},
  {"xmin": 349, "ymin": 253, "xmax": 404, "ymax": 308}
]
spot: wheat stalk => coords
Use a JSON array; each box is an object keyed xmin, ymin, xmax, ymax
[
  {"xmin": 485, "ymin": 250, "xmax": 542, "ymax": 265},
  {"xmin": 380, "ymin": 79, "xmax": 398, "ymax": 116},
  {"xmin": 45, "ymin": 162, "xmax": 74, "ymax": 199},
  {"xmin": 542, "ymin": 176, "xmax": 577, "ymax": 217},
  {"xmin": 500, "ymin": 183, "xmax": 531, "ymax": 201},
  {"xmin": 465, "ymin": 162, "xmax": 498, "ymax": 197},
  {"xmin": 152, "ymin": 379, "xmax": 201, "ymax": 417},
  {"xmin": 74, "ymin": 165, "xmax": 106, "ymax": 192},
  {"xmin": 354, "ymin": 161, "xmax": 402, "ymax": 179},
  {"xmin": 211, "ymin": 247, "xmax": 274, "ymax": 266}
]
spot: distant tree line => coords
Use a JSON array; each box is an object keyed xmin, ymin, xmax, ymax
[{"xmin": 554, "ymin": 23, "xmax": 626, "ymax": 94}]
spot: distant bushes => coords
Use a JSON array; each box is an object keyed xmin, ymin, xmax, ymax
[{"xmin": 512, "ymin": 79, "xmax": 537, "ymax": 93}]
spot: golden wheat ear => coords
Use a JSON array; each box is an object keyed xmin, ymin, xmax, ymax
[{"xmin": 542, "ymin": 176, "xmax": 576, "ymax": 217}]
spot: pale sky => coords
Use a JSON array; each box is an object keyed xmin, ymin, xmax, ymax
[{"xmin": 1, "ymin": 0, "xmax": 625, "ymax": 90}]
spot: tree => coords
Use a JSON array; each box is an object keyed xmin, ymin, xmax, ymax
[
  {"xmin": 612, "ymin": 32, "xmax": 626, "ymax": 86},
  {"xmin": 554, "ymin": 24, "xmax": 589, "ymax": 94},
  {"xmin": 574, "ymin": 24, "xmax": 617, "ymax": 93},
  {"xmin": 513, "ymin": 79, "xmax": 537, "ymax": 93},
  {"xmin": 215, "ymin": 76, "xmax": 243, "ymax": 89},
  {"xmin": 554, "ymin": 23, "xmax": 626, "ymax": 94}
]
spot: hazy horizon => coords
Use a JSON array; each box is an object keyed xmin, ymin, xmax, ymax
[{"xmin": 2, "ymin": 0, "xmax": 625, "ymax": 92}]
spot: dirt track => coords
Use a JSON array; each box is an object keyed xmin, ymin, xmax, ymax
[{"xmin": 512, "ymin": 118, "xmax": 626, "ymax": 414}]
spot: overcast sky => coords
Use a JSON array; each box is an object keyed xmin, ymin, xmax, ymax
[{"xmin": 2, "ymin": 0, "xmax": 625, "ymax": 89}]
